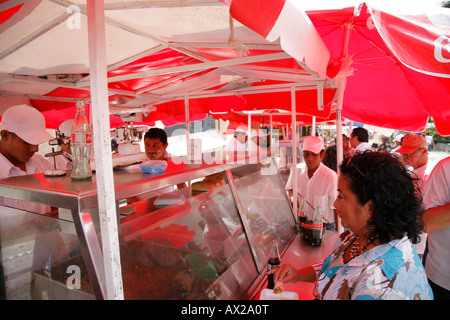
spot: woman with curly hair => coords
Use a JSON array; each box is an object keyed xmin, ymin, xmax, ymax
[{"xmin": 271, "ymin": 151, "xmax": 433, "ymax": 300}]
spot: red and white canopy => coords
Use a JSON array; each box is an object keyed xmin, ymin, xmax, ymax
[
  {"xmin": 308, "ymin": 3, "xmax": 450, "ymax": 134},
  {"xmin": 1, "ymin": 1, "xmax": 449, "ymax": 134}
]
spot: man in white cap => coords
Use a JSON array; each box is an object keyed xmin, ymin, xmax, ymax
[
  {"xmin": 0, "ymin": 104, "xmax": 53, "ymax": 213},
  {"xmin": 285, "ymin": 135, "xmax": 338, "ymax": 230}
]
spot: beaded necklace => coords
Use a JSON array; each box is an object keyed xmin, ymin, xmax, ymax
[{"xmin": 344, "ymin": 235, "xmax": 377, "ymax": 263}]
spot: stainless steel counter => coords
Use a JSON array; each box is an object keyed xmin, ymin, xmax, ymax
[
  {"xmin": 0, "ymin": 159, "xmax": 245, "ymax": 212},
  {"xmin": 0, "ymin": 155, "xmax": 296, "ymax": 300}
]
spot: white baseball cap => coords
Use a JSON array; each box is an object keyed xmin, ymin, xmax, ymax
[
  {"xmin": 0, "ymin": 104, "xmax": 53, "ymax": 145},
  {"xmin": 302, "ymin": 136, "xmax": 325, "ymax": 154}
]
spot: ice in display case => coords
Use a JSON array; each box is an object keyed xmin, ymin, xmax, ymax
[{"xmin": 0, "ymin": 155, "xmax": 296, "ymax": 300}]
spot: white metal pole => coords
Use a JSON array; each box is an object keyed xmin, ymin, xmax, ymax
[
  {"xmin": 335, "ymin": 20, "xmax": 353, "ymax": 234},
  {"xmin": 247, "ymin": 114, "xmax": 252, "ymax": 156},
  {"xmin": 86, "ymin": 0, "xmax": 123, "ymax": 300},
  {"xmin": 312, "ymin": 116, "xmax": 316, "ymax": 136},
  {"xmin": 291, "ymin": 87, "xmax": 298, "ymax": 220},
  {"xmin": 185, "ymin": 97, "xmax": 191, "ymax": 161},
  {"xmin": 270, "ymin": 114, "xmax": 273, "ymax": 155}
]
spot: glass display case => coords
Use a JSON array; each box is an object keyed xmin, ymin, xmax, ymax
[{"xmin": 0, "ymin": 155, "xmax": 296, "ymax": 300}]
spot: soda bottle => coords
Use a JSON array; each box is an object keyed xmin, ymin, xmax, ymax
[
  {"xmin": 298, "ymin": 196, "xmax": 307, "ymax": 232},
  {"xmin": 311, "ymin": 207, "xmax": 323, "ymax": 247},
  {"xmin": 267, "ymin": 240, "xmax": 281, "ymax": 289},
  {"xmin": 70, "ymin": 101, "xmax": 92, "ymax": 180}
]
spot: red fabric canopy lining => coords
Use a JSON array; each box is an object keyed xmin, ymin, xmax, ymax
[{"xmin": 3, "ymin": 3, "xmax": 449, "ymax": 134}]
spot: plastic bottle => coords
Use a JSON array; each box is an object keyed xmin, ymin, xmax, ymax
[
  {"xmin": 267, "ymin": 240, "xmax": 281, "ymax": 289},
  {"xmin": 70, "ymin": 101, "xmax": 92, "ymax": 180}
]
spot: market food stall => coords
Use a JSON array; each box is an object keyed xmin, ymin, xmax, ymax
[
  {"xmin": 0, "ymin": 154, "xmax": 309, "ymax": 300},
  {"xmin": 0, "ymin": 0, "xmax": 336, "ymax": 299},
  {"xmin": 1, "ymin": 0, "xmax": 448, "ymax": 301}
]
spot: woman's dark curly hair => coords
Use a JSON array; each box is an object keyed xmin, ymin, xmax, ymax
[{"xmin": 339, "ymin": 150, "xmax": 424, "ymax": 244}]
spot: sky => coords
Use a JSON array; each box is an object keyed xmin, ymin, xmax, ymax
[{"xmin": 302, "ymin": 0, "xmax": 445, "ymax": 13}]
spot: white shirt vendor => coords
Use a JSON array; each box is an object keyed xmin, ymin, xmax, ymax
[
  {"xmin": 0, "ymin": 105, "xmax": 53, "ymax": 214},
  {"xmin": 286, "ymin": 162, "xmax": 337, "ymax": 224},
  {"xmin": 135, "ymin": 151, "xmax": 177, "ymax": 201},
  {"xmin": 422, "ymin": 156, "xmax": 450, "ymax": 292},
  {"xmin": 0, "ymin": 146, "xmax": 53, "ymax": 214},
  {"xmin": 286, "ymin": 136, "xmax": 338, "ymax": 225}
]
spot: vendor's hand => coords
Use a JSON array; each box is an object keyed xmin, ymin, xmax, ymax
[{"xmin": 268, "ymin": 263, "xmax": 297, "ymax": 284}]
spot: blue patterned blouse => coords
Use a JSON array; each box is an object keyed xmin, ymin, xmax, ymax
[{"xmin": 312, "ymin": 231, "xmax": 433, "ymax": 300}]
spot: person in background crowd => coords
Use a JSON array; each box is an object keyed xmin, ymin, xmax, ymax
[
  {"xmin": 225, "ymin": 125, "xmax": 247, "ymax": 153},
  {"xmin": 424, "ymin": 133, "xmax": 434, "ymax": 151},
  {"xmin": 349, "ymin": 127, "xmax": 372, "ymax": 155},
  {"xmin": 421, "ymin": 157, "xmax": 450, "ymax": 300},
  {"xmin": 391, "ymin": 133, "xmax": 404, "ymax": 153},
  {"xmin": 371, "ymin": 131, "xmax": 382, "ymax": 149},
  {"xmin": 129, "ymin": 127, "xmax": 185, "ymax": 204},
  {"xmin": 272, "ymin": 151, "xmax": 433, "ymax": 300},
  {"xmin": 285, "ymin": 136, "xmax": 338, "ymax": 230},
  {"xmin": 322, "ymin": 145, "xmax": 340, "ymax": 172},
  {"xmin": 144, "ymin": 127, "xmax": 171, "ymax": 161},
  {"xmin": 248, "ymin": 128, "xmax": 268, "ymax": 157},
  {"xmin": 342, "ymin": 134, "xmax": 354, "ymax": 158},
  {"xmin": 0, "ymin": 105, "xmax": 53, "ymax": 213},
  {"xmin": 396, "ymin": 135, "xmax": 430, "ymax": 189},
  {"xmin": 396, "ymin": 134, "xmax": 430, "ymax": 259},
  {"xmin": 377, "ymin": 135, "xmax": 392, "ymax": 152}
]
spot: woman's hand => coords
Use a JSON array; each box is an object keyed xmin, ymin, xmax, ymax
[
  {"xmin": 269, "ymin": 263, "xmax": 298, "ymax": 284},
  {"xmin": 268, "ymin": 263, "xmax": 317, "ymax": 284}
]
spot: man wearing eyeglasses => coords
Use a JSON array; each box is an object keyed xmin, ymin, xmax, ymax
[
  {"xmin": 396, "ymin": 134, "xmax": 430, "ymax": 261},
  {"xmin": 396, "ymin": 135, "xmax": 430, "ymax": 189},
  {"xmin": 285, "ymin": 136, "xmax": 338, "ymax": 230}
]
